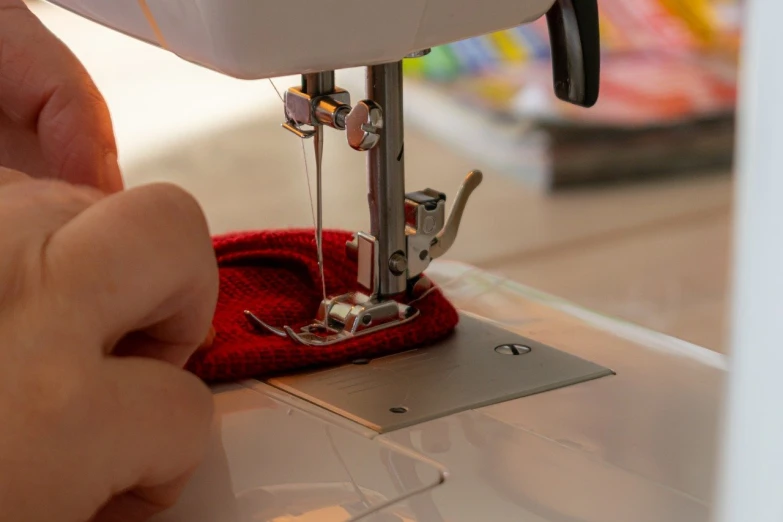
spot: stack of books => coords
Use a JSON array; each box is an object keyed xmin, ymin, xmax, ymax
[{"xmin": 403, "ymin": 0, "xmax": 741, "ymax": 190}]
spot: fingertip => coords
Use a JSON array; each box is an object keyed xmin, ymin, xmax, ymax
[
  {"xmin": 103, "ymin": 359, "xmax": 215, "ymax": 490},
  {"xmin": 102, "ymin": 151, "xmax": 124, "ymax": 193},
  {"xmin": 38, "ymin": 79, "xmax": 121, "ymax": 191}
]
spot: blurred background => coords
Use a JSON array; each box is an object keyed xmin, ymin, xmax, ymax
[{"xmin": 28, "ymin": 0, "xmax": 741, "ymax": 353}]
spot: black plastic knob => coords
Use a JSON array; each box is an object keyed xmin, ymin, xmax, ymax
[{"xmin": 546, "ymin": 0, "xmax": 601, "ymax": 108}]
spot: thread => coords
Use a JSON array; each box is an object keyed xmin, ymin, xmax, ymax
[
  {"xmin": 269, "ymin": 79, "xmax": 327, "ymax": 303},
  {"xmin": 137, "ymin": 0, "xmax": 169, "ymax": 49},
  {"xmin": 268, "ymin": 79, "xmax": 285, "ymax": 102}
]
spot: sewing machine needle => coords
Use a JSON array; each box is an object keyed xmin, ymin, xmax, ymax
[{"xmin": 313, "ymin": 124, "xmax": 327, "ymax": 302}]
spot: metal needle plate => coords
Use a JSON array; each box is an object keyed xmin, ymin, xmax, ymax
[{"xmin": 267, "ymin": 313, "xmax": 614, "ymax": 433}]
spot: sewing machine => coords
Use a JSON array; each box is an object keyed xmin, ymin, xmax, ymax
[
  {"xmin": 49, "ymin": 0, "xmax": 598, "ymax": 349},
  {"xmin": 45, "ymin": 1, "xmax": 734, "ymax": 521}
]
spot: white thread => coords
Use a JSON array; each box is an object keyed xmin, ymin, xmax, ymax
[
  {"xmin": 269, "ymin": 78, "xmax": 327, "ymax": 303},
  {"xmin": 406, "ymin": 266, "xmax": 482, "ymax": 306},
  {"xmin": 268, "ymin": 78, "xmax": 285, "ymax": 102}
]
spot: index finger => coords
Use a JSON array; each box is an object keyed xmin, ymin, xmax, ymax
[
  {"xmin": 0, "ymin": 0, "xmax": 122, "ymax": 191},
  {"xmin": 44, "ymin": 182, "xmax": 219, "ymax": 367}
]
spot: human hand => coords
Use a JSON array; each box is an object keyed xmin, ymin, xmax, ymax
[
  {"xmin": 0, "ymin": 0, "xmax": 122, "ymax": 192},
  {"xmin": 0, "ymin": 168, "xmax": 218, "ymax": 521}
]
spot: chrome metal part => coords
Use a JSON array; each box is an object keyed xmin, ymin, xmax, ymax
[
  {"xmin": 355, "ymin": 232, "xmax": 378, "ymax": 293},
  {"xmin": 282, "ymin": 71, "xmax": 351, "ymax": 137},
  {"xmin": 314, "ymin": 97, "xmax": 351, "ymax": 129},
  {"xmin": 404, "ymin": 188, "xmax": 446, "ymax": 278},
  {"xmin": 313, "ymin": 124, "xmax": 325, "ymax": 298},
  {"xmin": 495, "ymin": 344, "xmax": 532, "ymax": 355},
  {"xmin": 388, "ymin": 251, "xmax": 408, "ymax": 276},
  {"xmin": 281, "ymin": 121, "xmax": 315, "ymax": 139},
  {"xmin": 367, "ymin": 61, "xmax": 408, "ymax": 297},
  {"xmin": 302, "ymin": 71, "xmax": 335, "ymax": 93},
  {"xmin": 281, "ymin": 73, "xmax": 381, "ymax": 151},
  {"xmin": 246, "ymin": 292, "xmax": 419, "ymax": 347},
  {"xmin": 318, "ymin": 293, "xmax": 406, "ymax": 333},
  {"xmin": 283, "ymin": 88, "xmax": 315, "ymax": 128},
  {"xmin": 345, "ymin": 100, "xmax": 383, "ymax": 151},
  {"xmin": 244, "ymin": 310, "xmax": 287, "ymax": 338},
  {"xmin": 405, "ymin": 170, "xmax": 483, "ymax": 278},
  {"xmin": 282, "ymin": 87, "xmax": 351, "ymax": 133},
  {"xmin": 268, "ymin": 313, "xmax": 614, "ymax": 433}
]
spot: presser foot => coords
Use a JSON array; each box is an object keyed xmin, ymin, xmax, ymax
[{"xmin": 245, "ymin": 292, "xmax": 419, "ymax": 347}]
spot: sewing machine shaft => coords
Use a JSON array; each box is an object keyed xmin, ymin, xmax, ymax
[{"xmin": 366, "ymin": 62, "xmax": 408, "ymax": 297}]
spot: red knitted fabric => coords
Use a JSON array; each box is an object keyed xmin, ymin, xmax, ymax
[{"xmin": 186, "ymin": 230, "xmax": 459, "ymax": 382}]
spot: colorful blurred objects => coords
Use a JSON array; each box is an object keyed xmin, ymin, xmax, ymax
[
  {"xmin": 400, "ymin": 0, "xmax": 742, "ymax": 189},
  {"xmin": 404, "ymin": 0, "xmax": 741, "ymax": 127}
]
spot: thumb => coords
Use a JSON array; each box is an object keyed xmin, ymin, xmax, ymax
[{"xmin": 97, "ymin": 358, "xmax": 214, "ymax": 519}]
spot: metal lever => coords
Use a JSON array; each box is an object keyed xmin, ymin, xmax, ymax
[
  {"xmin": 429, "ymin": 170, "xmax": 483, "ymax": 260},
  {"xmin": 545, "ymin": 0, "xmax": 601, "ymax": 108}
]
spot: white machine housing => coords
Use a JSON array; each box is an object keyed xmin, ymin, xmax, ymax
[{"xmin": 46, "ymin": 0, "xmax": 555, "ymax": 79}]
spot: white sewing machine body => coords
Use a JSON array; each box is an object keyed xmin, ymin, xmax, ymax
[{"xmin": 46, "ymin": 0, "xmax": 554, "ymax": 79}]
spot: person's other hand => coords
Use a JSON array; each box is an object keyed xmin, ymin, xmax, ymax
[
  {"xmin": 0, "ymin": 0, "xmax": 122, "ymax": 192},
  {"xmin": 0, "ymin": 169, "xmax": 218, "ymax": 521}
]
